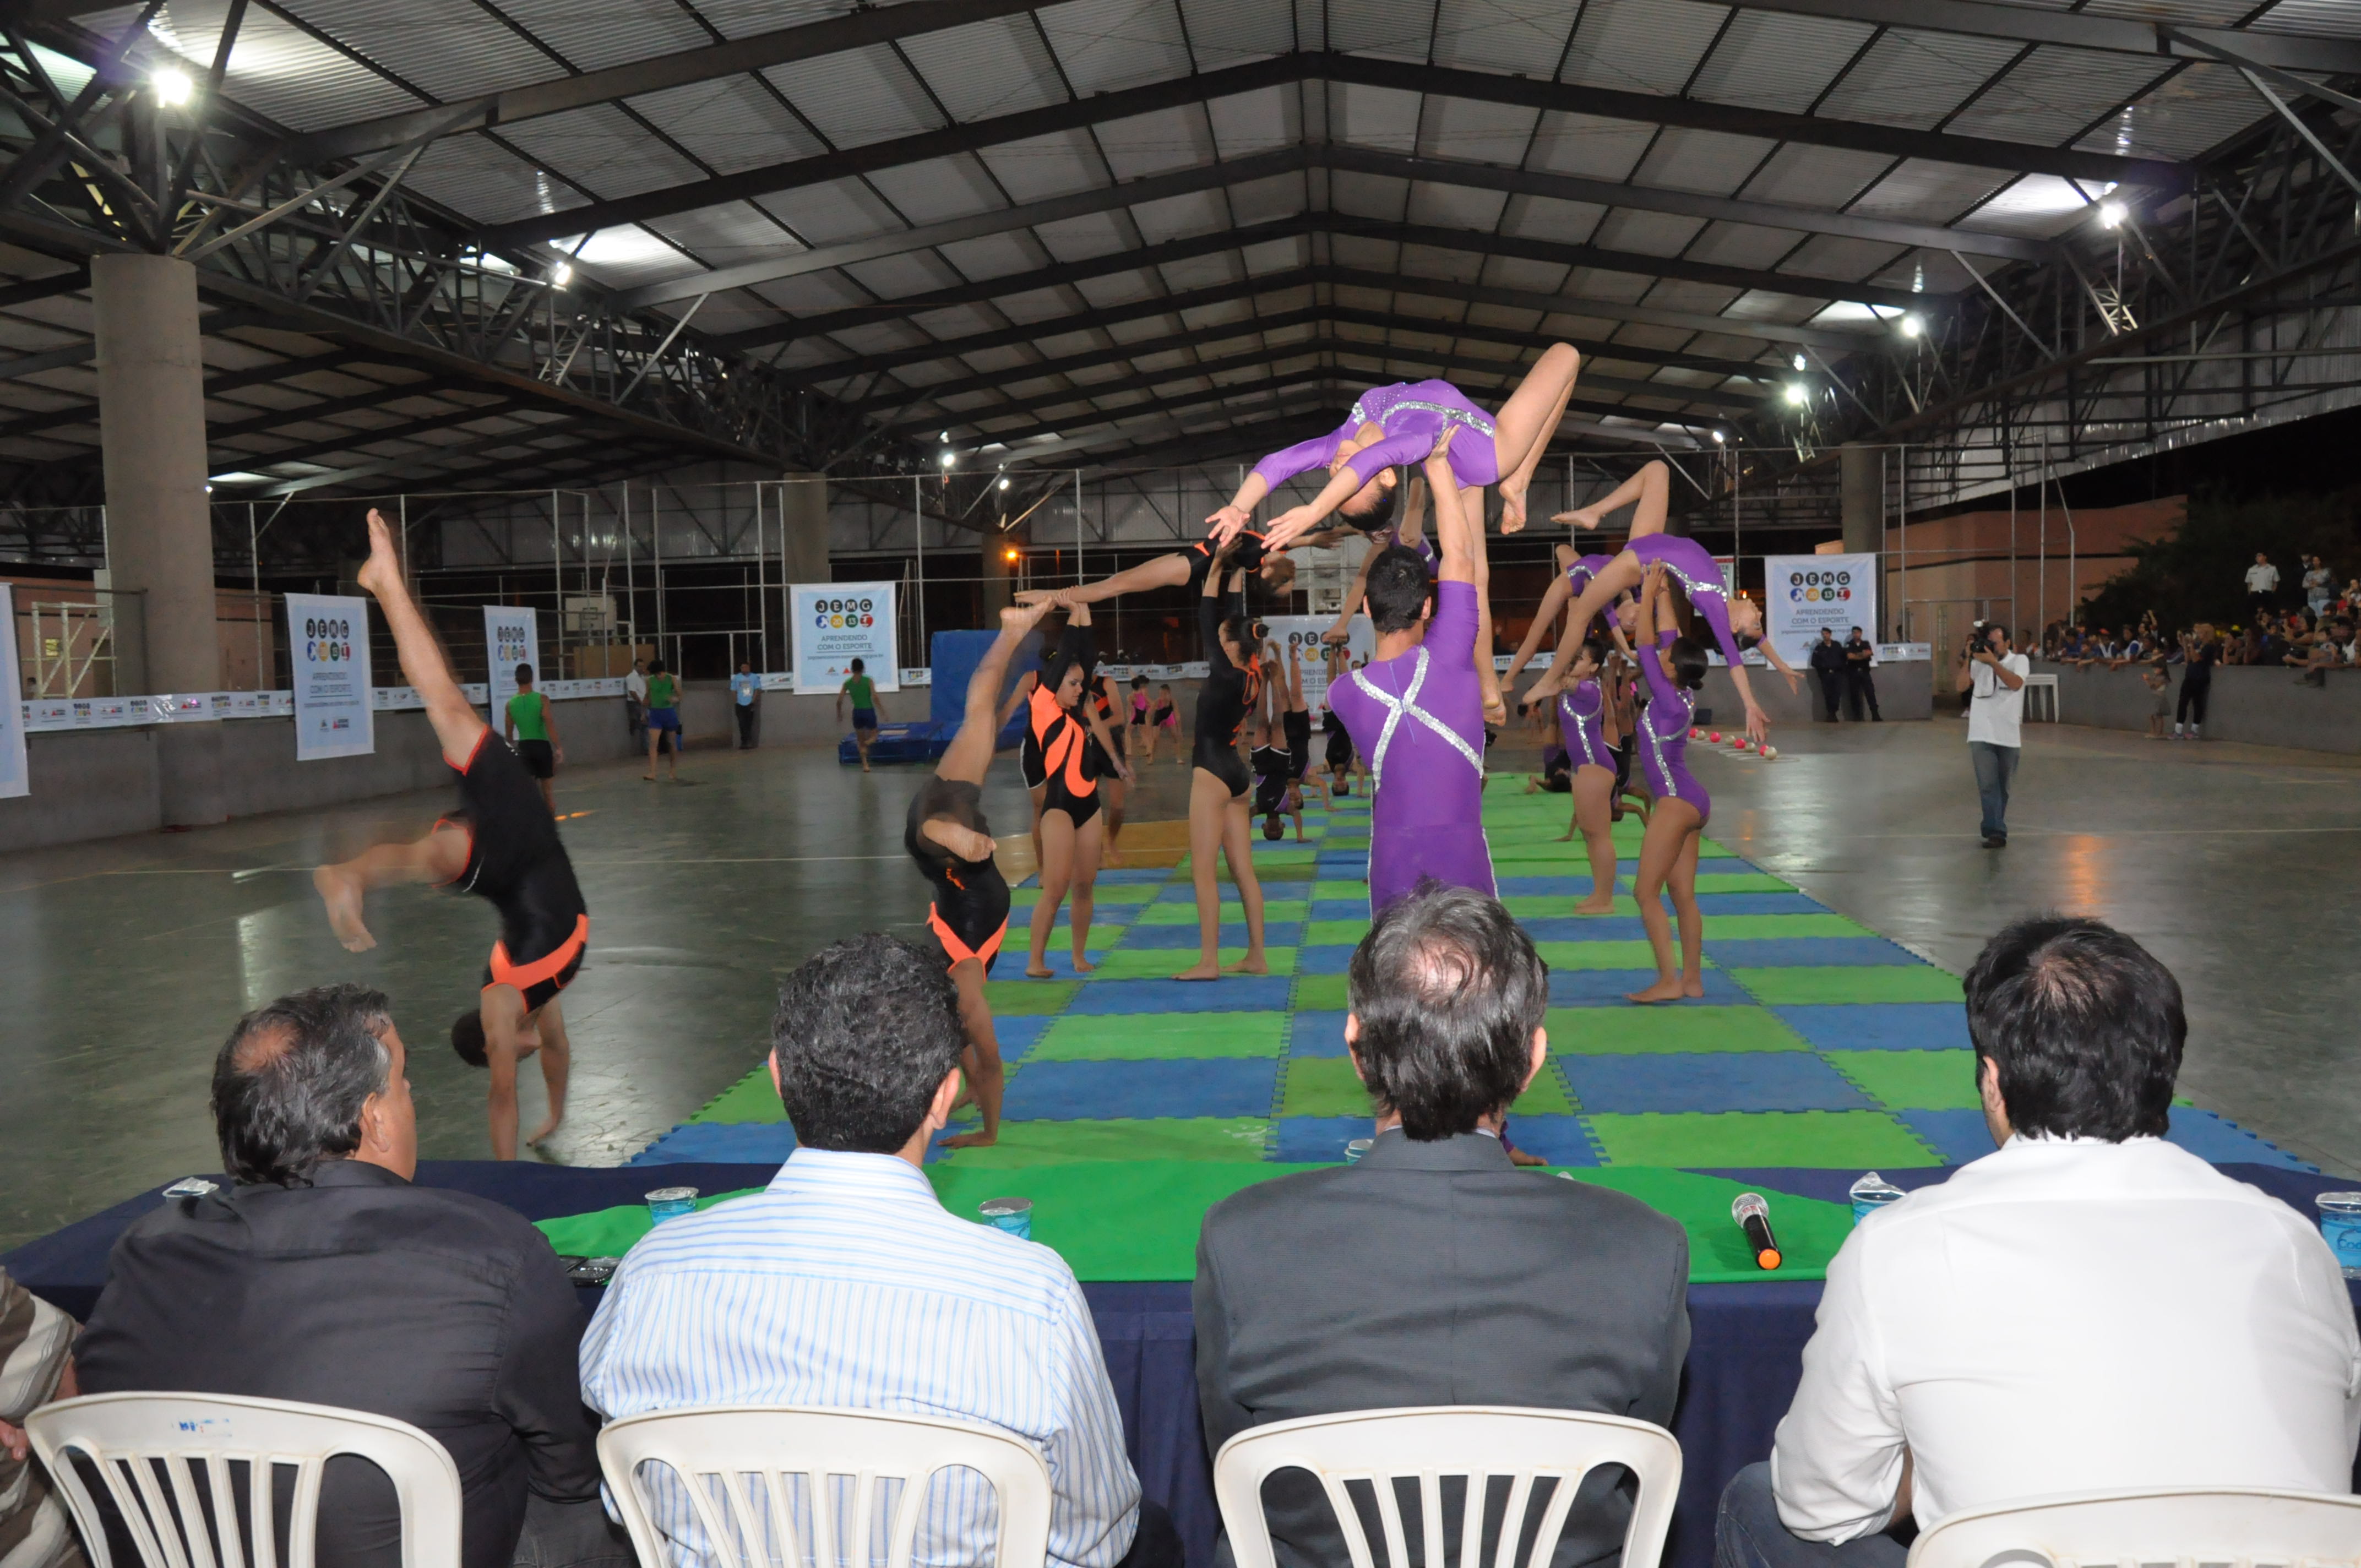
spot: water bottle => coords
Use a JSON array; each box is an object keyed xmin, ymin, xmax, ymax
[
  {"xmin": 1849, "ymin": 1172, "xmax": 1905, "ymax": 1226},
  {"xmin": 2315, "ymin": 1193, "xmax": 2361, "ymax": 1278}
]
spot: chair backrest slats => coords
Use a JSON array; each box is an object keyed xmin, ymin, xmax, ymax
[
  {"xmin": 25, "ymin": 1393, "xmax": 465, "ymax": 1568},
  {"xmin": 1904, "ymin": 1487, "xmax": 2361, "ymax": 1568},
  {"xmin": 1212, "ymin": 1407, "xmax": 1683, "ymax": 1568},
  {"xmin": 596, "ymin": 1406, "xmax": 1055, "ymax": 1568}
]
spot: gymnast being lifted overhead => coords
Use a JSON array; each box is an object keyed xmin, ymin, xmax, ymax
[{"xmin": 1551, "ymin": 459, "xmax": 1803, "ymax": 748}]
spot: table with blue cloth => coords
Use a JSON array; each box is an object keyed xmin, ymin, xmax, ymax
[{"xmin": 10, "ymin": 1161, "xmax": 2357, "ymax": 1568}]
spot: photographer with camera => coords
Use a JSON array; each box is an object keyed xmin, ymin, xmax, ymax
[{"xmin": 1955, "ymin": 622, "xmax": 2028, "ymax": 848}]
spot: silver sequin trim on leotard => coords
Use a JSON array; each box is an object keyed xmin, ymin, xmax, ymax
[
  {"xmin": 1352, "ymin": 645, "xmax": 1484, "ymax": 794},
  {"xmin": 1349, "ymin": 398, "xmax": 1497, "ymax": 439},
  {"xmin": 1565, "ymin": 689, "xmax": 1605, "ymax": 760}
]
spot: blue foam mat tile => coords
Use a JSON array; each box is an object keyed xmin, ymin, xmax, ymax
[
  {"xmin": 1312, "ymin": 900, "xmax": 1375, "ymax": 921},
  {"xmin": 1562, "ymin": 1053, "xmax": 1878, "ymax": 1115},
  {"xmin": 1096, "ymin": 868, "xmax": 1181, "ymax": 885},
  {"xmin": 1497, "ymin": 876, "xmax": 1595, "ymax": 896},
  {"xmin": 1003, "ymin": 1057, "xmax": 1281, "ymax": 1121},
  {"xmin": 1500, "ymin": 1115, "xmax": 1602, "ymax": 1167},
  {"xmin": 992, "ymin": 1015, "xmax": 1055, "ymax": 1062},
  {"xmin": 1684, "ymin": 893, "xmax": 1831, "ymax": 917},
  {"xmin": 1067, "ymin": 977, "xmax": 1298, "ymax": 1014},
  {"xmin": 628, "ymin": 1121, "xmax": 797, "ymax": 1166},
  {"xmin": 1519, "ymin": 916, "xmax": 1652, "ymax": 943},
  {"xmin": 1894, "ymin": 1110, "xmax": 1989, "ymax": 1166},
  {"xmin": 1547, "ymin": 969, "xmax": 1750, "ymax": 1005},
  {"xmin": 1118, "ymin": 922, "xmax": 1304, "ymax": 950},
  {"xmin": 1288, "ymin": 1011, "xmax": 1351, "ymax": 1057},
  {"xmin": 1270, "ymin": 1116, "xmax": 1376, "ymax": 1162},
  {"xmin": 1772, "ymin": 1004, "xmax": 1971, "ymax": 1052},
  {"xmin": 1707, "ymin": 937, "xmax": 1923, "ymax": 968},
  {"xmin": 1294, "ymin": 945, "xmax": 1359, "ymax": 974},
  {"xmin": 1005, "ymin": 949, "xmax": 1112, "ymax": 979},
  {"xmin": 2165, "ymin": 1108, "xmax": 2317, "ymax": 1172}
]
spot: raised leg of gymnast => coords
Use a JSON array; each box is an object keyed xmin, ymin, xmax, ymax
[
  {"xmin": 1014, "ymin": 553, "xmax": 1191, "ymax": 607},
  {"xmin": 1484, "ymin": 342, "xmax": 1583, "ymax": 533}
]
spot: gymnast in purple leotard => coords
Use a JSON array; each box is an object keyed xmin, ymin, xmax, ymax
[
  {"xmin": 1326, "ymin": 448, "xmax": 1495, "ymax": 917},
  {"xmin": 1626, "ymin": 563, "xmax": 1712, "ymax": 1004},
  {"xmin": 1504, "ymin": 547, "xmax": 1629, "ymax": 694},
  {"xmin": 1522, "ymin": 636, "xmax": 1623, "ymax": 913}
]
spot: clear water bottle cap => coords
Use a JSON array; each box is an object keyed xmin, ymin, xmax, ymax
[{"xmin": 1849, "ymin": 1171, "xmax": 1905, "ymax": 1200}]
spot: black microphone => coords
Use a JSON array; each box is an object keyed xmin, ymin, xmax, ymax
[{"xmin": 1732, "ymin": 1192, "xmax": 1782, "ymax": 1270}]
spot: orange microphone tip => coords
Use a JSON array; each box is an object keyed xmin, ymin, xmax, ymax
[{"xmin": 1756, "ymin": 1248, "xmax": 1782, "ymax": 1270}]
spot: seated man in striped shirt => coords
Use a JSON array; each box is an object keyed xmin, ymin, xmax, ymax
[{"xmin": 580, "ymin": 933, "xmax": 1177, "ymax": 1568}]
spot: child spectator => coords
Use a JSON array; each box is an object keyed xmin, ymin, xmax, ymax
[{"xmin": 2143, "ymin": 663, "xmax": 2170, "ymax": 738}]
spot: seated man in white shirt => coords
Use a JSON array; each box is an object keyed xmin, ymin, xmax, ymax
[
  {"xmin": 1716, "ymin": 914, "xmax": 2361, "ymax": 1568},
  {"xmin": 580, "ymin": 933, "xmax": 1176, "ymax": 1568}
]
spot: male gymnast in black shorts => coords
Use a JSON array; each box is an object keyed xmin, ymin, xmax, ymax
[
  {"xmin": 906, "ymin": 600, "xmax": 1051, "ymax": 1150},
  {"xmin": 312, "ymin": 507, "xmax": 588, "ymax": 1160}
]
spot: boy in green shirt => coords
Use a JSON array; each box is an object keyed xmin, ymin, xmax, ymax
[
  {"xmin": 835, "ymin": 658, "xmax": 885, "ymax": 772},
  {"xmin": 644, "ymin": 660, "xmax": 682, "ymax": 781},
  {"xmin": 502, "ymin": 662, "xmax": 562, "ymax": 813}
]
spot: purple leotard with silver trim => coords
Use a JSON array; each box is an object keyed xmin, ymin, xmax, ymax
[
  {"xmin": 1558, "ymin": 679, "xmax": 1615, "ymax": 772},
  {"xmin": 1328, "ymin": 578, "xmax": 1495, "ymax": 915},
  {"xmin": 1636, "ymin": 630, "xmax": 1706, "ymax": 823},
  {"xmin": 1631, "ymin": 535, "xmax": 1743, "ymax": 670},
  {"xmin": 1250, "ymin": 380, "xmax": 1501, "ymax": 496}
]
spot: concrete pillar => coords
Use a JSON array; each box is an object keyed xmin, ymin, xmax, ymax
[
  {"xmin": 1840, "ymin": 443, "xmax": 1883, "ymax": 636},
  {"xmin": 777, "ymin": 472, "xmax": 830, "ymax": 587},
  {"xmin": 94, "ymin": 253, "xmax": 224, "ymax": 824}
]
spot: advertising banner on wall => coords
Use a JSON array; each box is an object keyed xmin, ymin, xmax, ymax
[
  {"xmin": 286, "ymin": 592, "xmax": 375, "ymax": 761},
  {"xmin": 1260, "ymin": 616, "xmax": 1376, "ymax": 715},
  {"xmin": 0, "ymin": 585, "xmax": 27, "ymax": 798},
  {"xmin": 482, "ymin": 605, "xmax": 540, "ymax": 717},
  {"xmin": 791, "ymin": 581, "xmax": 897, "ymax": 695},
  {"xmin": 1764, "ymin": 553, "xmax": 1877, "ymax": 668}
]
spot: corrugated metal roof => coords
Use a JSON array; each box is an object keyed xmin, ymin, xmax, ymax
[
  {"xmin": 761, "ymin": 43, "xmax": 943, "ymax": 151},
  {"xmin": 489, "ymin": 0, "xmax": 711, "ymax": 73},
  {"xmin": 1430, "ymin": 0, "xmax": 1573, "ymax": 77},
  {"xmin": 1405, "ymin": 181, "xmax": 1510, "ymax": 230},
  {"xmin": 1177, "ymin": 0, "xmax": 1298, "ymax": 65},
  {"xmin": 289, "ymin": 0, "xmax": 558, "ymax": 103},
  {"xmin": 1690, "ymin": 10, "xmax": 1876, "ymax": 116},
  {"xmin": 1813, "ymin": 29, "xmax": 2027, "ymax": 132},
  {"xmin": 1418, "ymin": 95, "xmax": 1540, "ymax": 166},
  {"xmin": 1945, "ymin": 47, "xmax": 2169, "ymax": 147},
  {"xmin": 1635, "ymin": 126, "xmax": 1780, "ymax": 198},
  {"xmin": 900, "ymin": 12, "xmax": 1068, "ymax": 120},
  {"xmin": 1525, "ymin": 111, "xmax": 1656, "ymax": 182},
  {"xmin": 1326, "ymin": 0, "xmax": 1439, "ymax": 65},
  {"xmin": 1097, "ymin": 104, "xmax": 1220, "ymax": 181},
  {"xmin": 1039, "ymin": 0, "xmax": 1195, "ymax": 96},
  {"xmin": 1561, "ymin": 0, "xmax": 1728, "ymax": 98},
  {"xmin": 977, "ymin": 130, "xmax": 1111, "ymax": 203},
  {"xmin": 628, "ymin": 77, "xmax": 829, "ymax": 172}
]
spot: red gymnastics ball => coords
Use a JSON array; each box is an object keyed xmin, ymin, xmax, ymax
[{"xmin": 1708, "ymin": 731, "xmax": 1722, "ymax": 743}]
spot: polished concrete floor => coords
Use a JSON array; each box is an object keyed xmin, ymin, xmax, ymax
[{"xmin": 4, "ymin": 708, "xmax": 2358, "ymax": 1249}]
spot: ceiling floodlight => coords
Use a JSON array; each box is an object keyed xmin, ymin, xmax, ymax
[
  {"xmin": 551, "ymin": 262, "xmax": 574, "ymax": 288},
  {"xmin": 1783, "ymin": 383, "xmax": 1809, "ymax": 407},
  {"xmin": 1900, "ymin": 313, "xmax": 1924, "ymax": 339},
  {"xmin": 1710, "ymin": 429, "xmax": 1726, "ymax": 444},
  {"xmin": 151, "ymin": 67, "xmax": 193, "ymax": 106},
  {"xmin": 939, "ymin": 449, "xmax": 956, "ymax": 469},
  {"xmin": 1792, "ymin": 352, "xmax": 1808, "ymax": 371},
  {"xmin": 2098, "ymin": 200, "xmax": 2128, "ymax": 229},
  {"xmin": 1003, "ymin": 547, "xmax": 1020, "ymax": 562},
  {"xmin": 998, "ymin": 477, "xmax": 1010, "ymax": 491}
]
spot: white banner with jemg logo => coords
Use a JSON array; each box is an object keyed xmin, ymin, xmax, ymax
[
  {"xmin": 483, "ymin": 605, "xmax": 540, "ymax": 719},
  {"xmin": 790, "ymin": 581, "xmax": 897, "ymax": 694},
  {"xmin": 1765, "ymin": 553, "xmax": 1878, "ymax": 669},
  {"xmin": 287, "ymin": 592, "xmax": 375, "ymax": 761}
]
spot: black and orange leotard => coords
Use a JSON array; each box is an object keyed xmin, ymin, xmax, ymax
[
  {"xmin": 1028, "ymin": 622, "xmax": 1102, "ymax": 827},
  {"xmin": 441, "ymin": 729, "xmax": 588, "ymax": 1012},
  {"xmin": 1184, "ymin": 527, "xmax": 1267, "ymax": 594},
  {"xmin": 905, "ymin": 777, "xmax": 1009, "ymax": 974}
]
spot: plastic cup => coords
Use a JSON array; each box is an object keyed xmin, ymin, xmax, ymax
[
  {"xmin": 1344, "ymin": 1138, "xmax": 1374, "ymax": 1164},
  {"xmin": 980, "ymin": 1197, "xmax": 1033, "ymax": 1240},
  {"xmin": 2315, "ymin": 1193, "xmax": 2361, "ymax": 1278},
  {"xmin": 1849, "ymin": 1172, "xmax": 1905, "ymax": 1226},
  {"xmin": 645, "ymin": 1186, "xmax": 698, "ymax": 1224}
]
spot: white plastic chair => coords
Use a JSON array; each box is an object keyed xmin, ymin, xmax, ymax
[
  {"xmin": 25, "ymin": 1391, "xmax": 463, "ymax": 1568},
  {"xmin": 2021, "ymin": 673, "xmax": 2059, "ymax": 721},
  {"xmin": 1906, "ymin": 1486, "xmax": 2361, "ymax": 1568},
  {"xmin": 1212, "ymin": 1406, "xmax": 1682, "ymax": 1568},
  {"xmin": 596, "ymin": 1405, "xmax": 1054, "ymax": 1568}
]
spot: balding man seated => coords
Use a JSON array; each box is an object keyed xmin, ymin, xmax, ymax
[
  {"xmin": 77, "ymin": 986, "xmax": 618, "ymax": 1568},
  {"xmin": 1194, "ymin": 883, "xmax": 1691, "ymax": 1568}
]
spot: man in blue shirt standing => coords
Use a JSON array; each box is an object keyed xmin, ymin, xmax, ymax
[
  {"xmin": 579, "ymin": 934, "xmax": 1178, "ymax": 1568},
  {"xmin": 730, "ymin": 660, "xmax": 761, "ymax": 749}
]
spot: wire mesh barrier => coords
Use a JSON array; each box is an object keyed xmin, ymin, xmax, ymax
[{"xmin": 5, "ymin": 447, "xmax": 2018, "ymax": 700}]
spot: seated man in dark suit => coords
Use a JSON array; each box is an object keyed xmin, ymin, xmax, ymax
[
  {"xmin": 1194, "ymin": 883, "xmax": 1690, "ymax": 1568},
  {"xmin": 76, "ymin": 986, "xmax": 616, "ymax": 1568}
]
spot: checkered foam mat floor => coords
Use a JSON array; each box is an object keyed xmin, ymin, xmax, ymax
[{"xmin": 570, "ymin": 778, "xmax": 2309, "ymax": 1281}]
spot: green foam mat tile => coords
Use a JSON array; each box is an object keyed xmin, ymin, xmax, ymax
[
  {"xmin": 1323, "ymin": 836, "xmax": 1370, "ymax": 850},
  {"xmin": 926, "ymin": 1161, "xmax": 1312, "ymax": 1278},
  {"xmin": 1500, "ymin": 895, "xmax": 1619, "ymax": 918},
  {"xmin": 538, "ymin": 1186, "xmax": 763, "ymax": 1259},
  {"xmin": 1081, "ymin": 948, "xmax": 1297, "ymax": 980},
  {"xmin": 1293, "ymin": 974, "xmax": 1350, "ymax": 1010},
  {"xmin": 692, "ymin": 1067, "xmax": 786, "ymax": 1123},
  {"xmin": 934, "ymin": 1118, "xmax": 1274, "ymax": 1166},
  {"xmin": 1547, "ymin": 1005, "xmax": 1805, "ymax": 1054},
  {"xmin": 1278, "ymin": 1056, "xmax": 1375, "ymax": 1117},
  {"xmin": 1310, "ymin": 880, "xmax": 1371, "ymax": 901},
  {"xmin": 1135, "ymin": 899, "xmax": 1310, "ymax": 925},
  {"xmin": 1733, "ymin": 967, "xmax": 1963, "ymax": 1005},
  {"xmin": 1585, "ymin": 1109, "xmax": 1942, "ymax": 1167},
  {"xmin": 1009, "ymin": 883, "xmax": 1161, "ymax": 908},
  {"xmin": 984, "ymin": 978, "xmax": 1080, "ymax": 1014},
  {"xmin": 1534, "ymin": 940, "xmax": 1698, "ymax": 971},
  {"xmin": 1030, "ymin": 1012, "xmax": 1289, "ymax": 1060},
  {"xmin": 1303, "ymin": 918, "xmax": 1374, "ymax": 946},
  {"xmin": 1824, "ymin": 1050, "xmax": 1982, "ymax": 1110},
  {"xmin": 1515, "ymin": 1060, "xmax": 1579, "ymax": 1115},
  {"xmin": 1700, "ymin": 914, "xmax": 1867, "ymax": 940}
]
